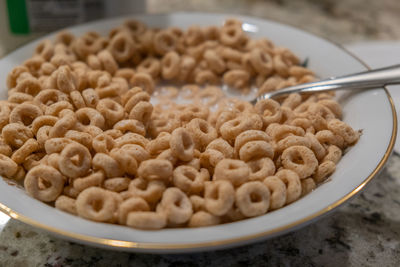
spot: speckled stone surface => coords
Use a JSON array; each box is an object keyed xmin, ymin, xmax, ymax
[{"xmin": 1, "ymin": 0, "xmax": 400, "ymax": 266}]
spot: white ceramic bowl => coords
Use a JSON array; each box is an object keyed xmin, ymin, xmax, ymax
[{"xmin": 0, "ymin": 12, "xmax": 396, "ymax": 253}]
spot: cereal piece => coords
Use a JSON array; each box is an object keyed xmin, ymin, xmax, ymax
[
  {"xmin": 255, "ymin": 99, "xmax": 282, "ymax": 128},
  {"xmin": 190, "ymin": 195, "xmax": 206, "ymax": 212},
  {"xmin": 92, "ymin": 153, "xmax": 123, "ymax": 178},
  {"xmin": 220, "ymin": 113, "xmax": 263, "ymax": 142},
  {"xmin": 313, "ymin": 160, "xmax": 336, "ymax": 184},
  {"xmin": 108, "ymin": 31, "xmax": 134, "ymax": 62},
  {"xmin": 327, "ymin": 119, "xmax": 359, "ymax": 145},
  {"xmin": 170, "ymin": 127, "xmax": 195, "ymax": 161},
  {"xmin": 76, "ymin": 187, "xmax": 117, "ymax": 222},
  {"xmin": 162, "ymin": 51, "xmax": 180, "ymax": 80},
  {"xmin": 118, "ymin": 197, "xmax": 149, "ymax": 225},
  {"xmin": 301, "ymin": 178, "xmax": 316, "ymax": 196},
  {"xmin": 137, "ymin": 159, "xmax": 173, "ymax": 182},
  {"xmin": 92, "ymin": 133, "xmax": 115, "ymax": 154},
  {"xmin": 0, "ymin": 154, "xmax": 19, "ymax": 178},
  {"xmin": 24, "ymin": 165, "xmax": 64, "ymax": 202},
  {"xmin": 247, "ymin": 157, "xmax": 275, "ymax": 181},
  {"xmin": 316, "ymin": 130, "xmax": 345, "ymax": 149},
  {"xmin": 73, "ymin": 171, "xmax": 105, "ymax": 192},
  {"xmin": 223, "ymin": 69, "xmax": 250, "ymax": 89},
  {"xmin": 214, "ymin": 159, "xmax": 250, "ymax": 187},
  {"xmin": 173, "ymin": 166, "xmax": 209, "ymax": 194},
  {"xmin": 126, "ymin": 211, "xmax": 167, "ymax": 230},
  {"xmin": 115, "ymin": 132, "xmax": 148, "ymax": 148},
  {"xmin": 186, "ymin": 119, "xmax": 218, "ymax": 151},
  {"xmin": 11, "ymin": 138, "xmax": 40, "ymax": 164},
  {"xmin": 250, "ymin": 48, "xmax": 273, "ymax": 75},
  {"xmin": 263, "ymin": 176, "xmax": 286, "ymax": 210},
  {"xmin": 204, "ymin": 180, "xmax": 235, "ymax": 216},
  {"xmin": 235, "ymin": 181, "xmax": 270, "ymax": 217},
  {"xmin": 96, "ymin": 99, "xmax": 125, "ymax": 127},
  {"xmin": 146, "ymin": 132, "xmax": 171, "ymax": 155},
  {"xmin": 128, "ymin": 177, "xmax": 165, "ymax": 204},
  {"xmin": 276, "ymin": 169, "xmax": 301, "ymax": 204},
  {"xmin": 154, "ymin": 30, "xmax": 177, "ymax": 55},
  {"xmin": 204, "ymin": 49, "xmax": 226, "ymax": 74},
  {"xmin": 55, "ymin": 195, "xmax": 77, "ymax": 215},
  {"xmin": 2, "ymin": 123, "xmax": 33, "ymax": 148},
  {"xmin": 323, "ymin": 145, "xmax": 342, "ymax": 164},
  {"xmin": 59, "ymin": 143, "xmax": 92, "ymax": 178},
  {"xmin": 188, "ymin": 211, "xmax": 220, "ymax": 227},
  {"xmin": 49, "ymin": 112, "xmax": 77, "ymax": 138},
  {"xmin": 220, "ymin": 25, "xmax": 244, "ymax": 47},
  {"xmin": 281, "ymin": 145, "xmax": 318, "ymax": 179},
  {"xmin": 104, "ymin": 177, "xmax": 131, "ymax": 192},
  {"xmin": 160, "ymin": 187, "xmax": 193, "ymax": 224},
  {"xmin": 76, "ymin": 107, "xmax": 105, "ymax": 130},
  {"xmin": 9, "ymin": 102, "xmax": 43, "ymax": 126}
]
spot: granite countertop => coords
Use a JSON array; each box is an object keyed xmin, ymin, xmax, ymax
[{"xmin": 1, "ymin": 0, "xmax": 400, "ymax": 266}]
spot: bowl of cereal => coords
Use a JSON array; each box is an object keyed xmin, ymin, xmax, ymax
[{"xmin": 0, "ymin": 12, "xmax": 396, "ymax": 253}]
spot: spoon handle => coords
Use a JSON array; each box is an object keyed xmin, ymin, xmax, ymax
[{"xmin": 256, "ymin": 64, "xmax": 400, "ymax": 101}]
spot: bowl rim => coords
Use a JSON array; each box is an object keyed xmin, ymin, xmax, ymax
[{"xmin": 0, "ymin": 11, "xmax": 397, "ymax": 251}]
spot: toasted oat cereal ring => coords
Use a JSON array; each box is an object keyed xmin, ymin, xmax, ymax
[
  {"xmin": 215, "ymin": 110, "xmax": 238, "ymax": 134},
  {"xmin": 304, "ymin": 132, "xmax": 326, "ymax": 161},
  {"xmin": 315, "ymin": 130, "xmax": 345, "ymax": 149},
  {"xmin": 115, "ymin": 132, "xmax": 148, "ymax": 148},
  {"xmin": 63, "ymin": 185, "xmax": 80, "ymax": 199},
  {"xmin": 76, "ymin": 107, "xmax": 105, "ymax": 129},
  {"xmin": 31, "ymin": 116, "xmax": 58, "ymax": 135},
  {"xmin": 234, "ymin": 130, "xmax": 271, "ymax": 156},
  {"xmin": 207, "ymin": 138, "xmax": 234, "ymax": 158},
  {"xmin": 92, "ymin": 133, "xmax": 115, "ymax": 154},
  {"xmin": 122, "ymin": 87, "xmax": 149, "ymax": 111},
  {"xmin": 301, "ymin": 178, "xmax": 316, "ymax": 197},
  {"xmin": 2, "ymin": 123, "xmax": 33, "ymax": 148},
  {"xmin": 179, "ymin": 104, "xmax": 209, "ymax": 123},
  {"xmin": 59, "ymin": 143, "xmax": 92, "ymax": 178},
  {"xmin": 186, "ymin": 118, "xmax": 218, "ymax": 151},
  {"xmin": 109, "ymin": 147, "xmax": 138, "ymax": 175},
  {"xmin": 235, "ymin": 181, "xmax": 270, "ymax": 217},
  {"xmin": 200, "ymin": 149, "xmax": 225, "ymax": 172},
  {"xmin": 108, "ymin": 31, "xmax": 134, "ymax": 62},
  {"xmin": 276, "ymin": 169, "xmax": 301, "ymax": 204},
  {"xmin": 55, "ymin": 30, "xmax": 75, "ymax": 46},
  {"xmin": 239, "ymin": 140, "xmax": 274, "ymax": 162},
  {"xmin": 24, "ymin": 165, "xmax": 64, "ymax": 202},
  {"xmin": 92, "ymin": 153, "xmax": 123, "ymax": 178},
  {"xmin": 7, "ymin": 92, "xmax": 33, "ymax": 105},
  {"xmin": 55, "ymin": 195, "xmax": 77, "ymax": 215},
  {"xmin": 190, "ymin": 195, "xmax": 205, "ymax": 212},
  {"xmin": 128, "ymin": 178, "xmax": 165, "ymax": 204},
  {"xmin": 281, "ymin": 145, "xmax": 318, "ymax": 179},
  {"xmin": 184, "ymin": 25, "xmax": 204, "ymax": 46},
  {"xmin": 194, "ymin": 70, "xmax": 219, "ymax": 85},
  {"xmin": 0, "ymin": 138, "xmax": 12, "ymax": 157},
  {"xmin": 138, "ymin": 159, "xmax": 173, "ymax": 182},
  {"xmin": 247, "ymin": 157, "xmax": 276, "ymax": 181},
  {"xmin": 255, "ymin": 99, "xmax": 282, "ymax": 127},
  {"xmin": 155, "ymin": 148, "xmax": 177, "ymax": 165},
  {"xmin": 188, "ymin": 211, "xmax": 220, "ymax": 228},
  {"xmin": 55, "ymin": 66, "xmax": 76, "ymax": 93},
  {"xmin": 327, "ymin": 119, "xmax": 359, "ymax": 145},
  {"xmin": 178, "ymin": 56, "xmax": 196, "ymax": 82},
  {"xmin": 64, "ymin": 130, "xmax": 92, "ymax": 149},
  {"xmin": 266, "ymin": 124, "xmax": 305, "ymax": 142},
  {"xmin": 220, "ymin": 113, "xmax": 263, "ymax": 142},
  {"xmin": 128, "ymin": 101, "xmax": 153, "ymax": 126},
  {"xmin": 104, "ymin": 177, "xmax": 131, "ymax": 192},
  {"xmin": 35, "ymin": 40, "xmax": 54, "ymax": 60},
  {"xmin": 214, "ymin": 159, "xmax": 250, "ymax": 187},
  {"xmin": 49, "ymin": 112, "xmax": 77, "ymax": 138},
  {"xmin": 173, "ymin": 166, "xmax": 209, "ymax": 194},
  {"xmin": 308, "ymin": 103, "xmax": 336, "ymax": 121},
  {"xmin": 290, "ymin": 117, "xmax": 314, "ymax": 134},
  {"xmin": 204, "ymin": 49, "xmax": 226, "ymax": 74},
  {"xmin": 72, "ymin": 171, "xmax": 104, "ymax": 192},
  {"xmin": 220, "ymin": 25, "xmax": 244, "ymax": 47},
  {"xmin": 76, "ymin": 187, "xmax": 117, "ymax": 222},
  {"xmin": 146, "ymin": 132, "xmax": 171, "ymax": 155},
  {"xmin": 130, "ymin": 72, "xmax": 155, "ymax": 95},
  {"xmin": 318, "ymin": 99, "xmax": 342, "ymax": 119},
  {"xmin": 126, "ymin": 211, "xmax": 167, "ymax": 229},
  {"xmin": 46, "ymin": 152, "xmax": 61, "ymax": 170},
  {"xmin": 69, "ymin": 91, "xmax": 86, "ymax": 109},
  {"xmin": 281, "ymin": 93, "xmax": 302, "ymax": 110},
  {"xmin": 117, "ymin": 144, "xmax": 150, "ymax": 165},
  {"xmin": 81, "ymin": 88, "xmax": 100, "ymax": 108},
  {"xmin": 263, "ymin": 175, "xmax": 286, "ymax": 210},
  {"xmin": 323, "ymin": 145, "xmax": 342, "ymax": 164},
  {"xmin": 0, "ymin": 104, "xmax": 10, "ymax": 131},
  {"xmin": 0, "ymin": 154, "xmax": 19, "ymax": 178},
  {"xmin": 6, "ymin": 66, "xmax": 29, "ymax": 89},
  {"xmin": 160, "ymin": 187, "xmax": 193, "ymax": 224},
  {"xmin": 276, "ymin": 135, "xmax": 311, "ymax": 154},
  {"xmin": 44, "ymin": 101, "xmax": 74, "ymax": 116},
  {"xmin": 97, "ymin": 50, "xmax": 118, "ymax": 75},
  {"xmin": 9, "ymin": 102, "xmax": 43, "ymax": 127},
  {"xmin": 250, "ymin": 48, "xmax": 273, "ymax": 75},
  {"xmin": 11, "ymin": 138, "xmax": 40, "ymax": 164},
  {"xmin": 153, "ymin": 30, "xmax": 177, "ymax": 55},
  {"xmin": 137, "ymin": 57, "xmax": 161, "ymax": 78},
  {"xmin": 117, "ymin": 197, "xmax": 149, "ymax": 225},
  {"xmin": 161, "ymin": 51, "xmax": 180, "ymax": 80},
  {"xmin": 223, "ymin": 69, "xmax": 249, "ymax": 89},
  {"xmin": 14, "ymin": 76, "xmax": 41, "ymax": 96},
  {"xmin": 170, "ymin": 127, "xmax": 195, "ymax": 161},
  {"xmin": 43, "ymin": 137, "xmax": 74, "ymax": 154},
  {"xmin": 313, "ymin": 160, "xmax": 336, "ymax": 184},
  {"xmin": 96, "ymin": 99, "xmax": 124, "ymax": 127},
  {"xmin": 204, "ymin": 180, "xmax": 235, "ymax": 216}
]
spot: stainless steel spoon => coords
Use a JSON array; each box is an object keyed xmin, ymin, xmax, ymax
[{"xmin": 251, "ymin": 64, "xmax": 400, "ymax": 104}]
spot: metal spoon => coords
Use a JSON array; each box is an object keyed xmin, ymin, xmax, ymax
[{"xmin": 251, "ymin": 64, "xmax": 400, "ymax": 104}]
